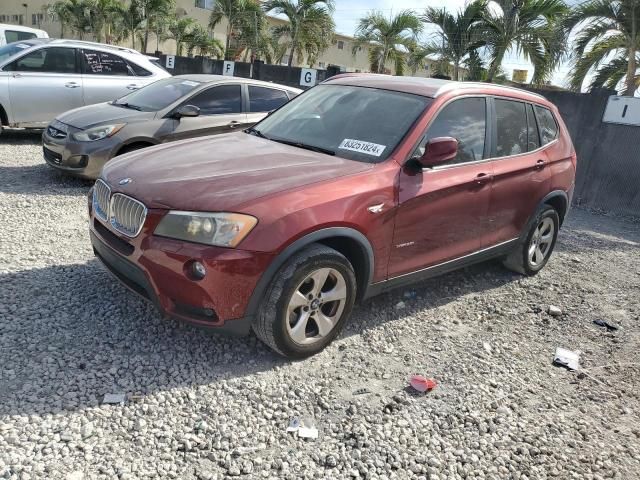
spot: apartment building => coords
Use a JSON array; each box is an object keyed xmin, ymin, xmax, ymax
[{"xmin": 0, "ymin": 0, "xmax": 461, "ymax": 77}]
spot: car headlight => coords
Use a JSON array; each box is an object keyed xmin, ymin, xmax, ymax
[
  {"xmin": 72, "ymin": 124, "xmax": 125, "ymax": 142},
  {"xmin": 154, "ymin": 211, "xmax": 258, "ymax": 248}
]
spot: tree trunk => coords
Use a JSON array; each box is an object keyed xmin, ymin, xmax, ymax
[
  {"xmin": 626, "ymin": 8, "xmax": 637, "ymax": 96},
  {"xmin": 225, "ymin": 24, "xmax": 232, "ymax": 60},
  {"xmin": 377, "ymin": 43, "xmax": 387, "ymax": 74},
  {"xmin": 287, "ymin": 32, "xmax": 296, "ymax": 66},
  {"xmin": 454, "ymin": 60, "xmax": 460, "ymax": 81},
  {"xmin": 144, "ymin": 26, "xmax": 149, "ymax": 53},
  {"xmin": 486, "ymin": 48, "xmax": 505, "ymax": 83}
]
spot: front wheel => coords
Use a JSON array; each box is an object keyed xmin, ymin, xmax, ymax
[
  {"xmin": 503, "ymin": 205, "xmax": 559, "ymax": 276},
  {"xmin": 253, "ymin": 244, "xmax": 357, "ymax": 358}
]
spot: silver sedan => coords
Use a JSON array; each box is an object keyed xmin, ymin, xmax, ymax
[{"xmin": 42, "ymin": 75, "xmax": 302, "ymax": 179}]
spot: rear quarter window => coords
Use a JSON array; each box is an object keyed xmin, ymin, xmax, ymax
[{"xmin": 534, "ymin": 105, "xmax": 559, "ymax": 145}]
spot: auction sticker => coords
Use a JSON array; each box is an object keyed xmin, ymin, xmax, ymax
[{"xmin": 338, "ymin": 139, "xmax": 386, "ymax": 157}]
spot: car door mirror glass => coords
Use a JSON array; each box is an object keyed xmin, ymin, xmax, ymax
[
  {"xmin": 418, "ymin": 137, "xmax": 458, "ymax": 167},
  {"xmin": 174, "ymin": 104, "xmax": 200, "ymax": 118}
]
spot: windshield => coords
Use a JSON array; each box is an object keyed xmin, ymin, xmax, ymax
[
  {"xmin": 252, "ymin": 84, "xmax": 431, "ymax": 163},
  {"xmin": 114, "ymin": 77, "xmax": 202, "ymax": 112},
  {"xmin": 0, "ymin": 42, "xmax": 35, "ymax": 64}
]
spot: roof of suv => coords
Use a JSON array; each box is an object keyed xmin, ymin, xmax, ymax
[
  {"xmin": 176, "ymin": 74, "xmax": 303, "ymax": 92},
  {"xmin": 324, "ymin": 73, "xmax": 547, "ymax": 103},
  {"xmin": 11, "ymin": 38, "xmax": 156, "ymax": 59}
]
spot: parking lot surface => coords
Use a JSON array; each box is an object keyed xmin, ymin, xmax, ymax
[{"xmin": 1, "ymin": 129, "xmax": 640, "ymax": 479}]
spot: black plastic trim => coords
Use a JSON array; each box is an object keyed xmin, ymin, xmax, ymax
[{"xmin": 243, "ymin": 227, "xmax": 375, "ymax": 319}]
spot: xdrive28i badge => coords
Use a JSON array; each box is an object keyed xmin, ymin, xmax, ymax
[{"xmin": 118, "ymin": 178, "xmax": 132, "ymax": 186}]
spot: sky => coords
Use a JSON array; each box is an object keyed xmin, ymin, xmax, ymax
[{"xmin": 330, "ymin": 0, "xmax": 573, "ymax": 87}]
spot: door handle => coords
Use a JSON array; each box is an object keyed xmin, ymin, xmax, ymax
[
  {"xmin": 474, "ymin": 172, "xmax": 493, "ymax": 185},
  {"xmin": 126, "ymin": 84, "xmax": 139, "ymax": 90},
  {"xmin": 534, "ymin": 159, "xmax": 546, "ymax": 170},
  {"xmin": 11, "ymin": 73, "xmax": 22, "ymax": 78},
  {"xmin": 64, "ymin": 82, "xmax": 80, "ymax": 88},
  {"xmin": 228, "ymin": 121, "xmax": 241, "ymax": 129}
]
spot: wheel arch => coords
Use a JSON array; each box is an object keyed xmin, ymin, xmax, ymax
[
  {"xmin": 0, "ymin": 103, "xmax": 8, "ymax": 126},
  {"xmin": 244, "ymin": 227, "xmax": 375, "ymax": 320},
  {"xmin": 541, "ymin": 190, "xmax": 569, "ymax": 226},
  {"xmin": 115, "ymin": 139, "xmax": 158, "ymax": 156}
]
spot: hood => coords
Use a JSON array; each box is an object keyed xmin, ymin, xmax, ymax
[
  {"xmin": 102, "ymin": 132, "xmax": 372, "ymax": 211},
  {"xmin": 57, "ymin": 102, "xmax": 155, "ymax": 129}
]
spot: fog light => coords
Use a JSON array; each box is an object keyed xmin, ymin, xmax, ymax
[{"xmin": 189, "ymin": 261, "xmax": 206, "ymax": 280}]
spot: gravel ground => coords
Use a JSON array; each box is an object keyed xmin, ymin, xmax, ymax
[{"xmin": 1, "ymin": 129, "xmax": 640, "ymax": 480}]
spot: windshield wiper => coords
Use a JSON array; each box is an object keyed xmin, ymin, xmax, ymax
[
  {"xmin": 245, "ymin": 127, "xmax": 269, "ymax": 139},
  {"xmin": 113, "ymin": 101, "xmax": 142, "ymax": 111},
  {"xmin": 269, "ymin": 138, "xmax": 335, "ymax": 156}
]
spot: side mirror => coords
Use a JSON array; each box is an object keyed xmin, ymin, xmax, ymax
[
  {"xmin": 417, "ymin": 137, "xmax": 458, "ymax": 167},
  {"xmin": 173, "ymin": 104, "xmax": 200, "ymax": 119}
]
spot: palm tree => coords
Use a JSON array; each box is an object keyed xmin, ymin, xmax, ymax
[
  {"xmin": 353, "ymin": 10, "xmax": 422, "ymax": 75},
  {"xmin": 406, "ymin": 42, "xmax": 433, "ymax": 75},
  {"xmin": 133, "ymin": 0, "xmax": 175, "ymax": 53},
  {"xmin": 257, "ymin": 29, "xmax": 288, "ymax": 64},
  {"xmin": 208, "ymin": 0, "xmax": 264, "ymax": 60},
  {"xmin": 263, "ymin": 0, "xmax": 335, "ymax": 67},
  {"xmin": 482, "ymin": 0, "xmax": 567, "ymax": 83},
  {"xmin": 563, "ymin": 0, "xmax": 640, "ymax": 96},
  {"xmin": 57, "ymin": 0, "xmax": 93, "ymax": 39},
  {"xmin": 163, "ymin": 15, "xmax": 197, "ymax": 56},
  {"xmin": 421, "ymin": 1, "xmax": 487, "ymax": 81},
  {"xmin": 186, "ymin": 24, "xmax": 225, "ymax": 57}
]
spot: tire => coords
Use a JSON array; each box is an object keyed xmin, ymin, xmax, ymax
[
  {"xmin": 117, "ymin": 143, "xmax": 151, "ymax": 156},
  {"xmin": 503, "ymin": 204, "xmax": 560, "ymax": 276},
  {"xmin": 253, "ymin": 244, "xmax": 357, "ymax": 358}
]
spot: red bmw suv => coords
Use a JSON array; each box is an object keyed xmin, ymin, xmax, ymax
[{"xmin": 88, "ymin": 75, "xmax": 576, "ymax": 358}]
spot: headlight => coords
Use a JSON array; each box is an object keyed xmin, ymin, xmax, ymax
[
  {"xmin": 154, "ymin": 211, "xmax": 258, "ymax": 248},
  {"xmin": 72, "ymin": 124, "xmax": 125, "ymax": 142}
]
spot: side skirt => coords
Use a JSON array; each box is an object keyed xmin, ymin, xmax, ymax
[{"xmin": 364, "ymin": 238, "xmax": 519, "ymax": 299}]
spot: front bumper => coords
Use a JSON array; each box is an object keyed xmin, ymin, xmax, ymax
[
  {"xmin": 42, "ymin": 128, "xmax": 120, "ymax": 180},
  {"xmin": 89, "ymin": 208, "xmax": 274, "ymax": 335}
]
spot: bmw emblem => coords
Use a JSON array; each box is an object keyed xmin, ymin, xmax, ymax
[{"xmin": 119, "ymin": 178, "xmax": 132, "ymax": 186}]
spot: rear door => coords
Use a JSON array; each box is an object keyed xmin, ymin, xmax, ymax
[
  {"xmin": 164, "ymin": 83, "xmax": 246, "ymax": 141},
  {"xmin": 6, "ymin": 46, "xmax": 83, "ymax": 126},
  {"xmin": 80, "ymin": 49, "xmax": 140, "ymax": 105},
  {"xmin": 485, "ymin": 98, "xmax": 552, "ymax": 246},
  {"xmin": 245, "ymin": 84, "xmax": 292, "ymax": 126},
  {"xmin": 388, "ymin": 96, "xmax": 494, "ymax": 277}
]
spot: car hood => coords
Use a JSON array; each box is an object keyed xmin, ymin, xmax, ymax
[
  {"xmin": 57, "ymin": 102, "xmax": 155, "ymax": 129},
  {"xmin": 102, "ymin": 133, "xmax": 372, "ymax": 211}
]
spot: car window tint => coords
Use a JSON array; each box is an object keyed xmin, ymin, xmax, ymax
[
  {"xmin": 128, "ymin": 61, "xmax": 152, "ymax": 76},
  {"xmin": 534, "ymin": 105, "xmax": 558, "ymax": 145},
  {"xmin": 420, "ymin": 97, "xmax": 486, "ymax": 165},
  {"xmin": 82, "ymin": 50, "xmax": 130, "ymax": 76},
  {"xmin": 10, "ymin": 47, "xmax": 76, "ymax": 74},
  {"xmin": 495, "ymin": 99, "xmax": 527, "ymax": 157},
  {"xmin": 526, "ymin": 104, "xmax": 540, "ymax": 151},
  {"xmin": 5, "ymin": 30, "xmax": 37, "ymax": 43},
  {"xmin": 249, "ymin": 86, "xmax": 289, "ymax": 112},
  {"xmin": 187, "ymin": 85, "xmax": 242, "ymax": 115}
]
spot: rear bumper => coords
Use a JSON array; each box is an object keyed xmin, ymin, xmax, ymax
[{"xmin": 89, "ymin": 219, "xmax": 271, "ymax": 335}]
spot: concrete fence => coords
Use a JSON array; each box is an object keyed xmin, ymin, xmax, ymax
[{"xmin": 529, "ymin": 87, "xmax": 640, "ymax": 217}]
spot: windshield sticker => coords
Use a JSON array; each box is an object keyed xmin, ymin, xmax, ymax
[
  {"xmin": 181, "ymin": 80, "xmax": 199, "ymax": 86},
  {"xmin": 338, "ymin": 139, "xmax": 386, "ymax": 157}
]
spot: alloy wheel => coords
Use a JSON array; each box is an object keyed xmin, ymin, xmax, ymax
[
  {"xmin": 528, "ymin": 217, "xmax": 555, "ymax": 267},
  {"xmin": 286, "ymin": 267, "xmax": 347, "ymax": 345}
]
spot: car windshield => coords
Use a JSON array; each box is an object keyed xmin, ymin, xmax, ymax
[
  {"xmin": 0, "ymin": 42, "xmax": 36, "ymax": 64},
  {"xmin": 114, "ymin": 77, "xmax": 202, "ymax": 112},
  {"xmin": 251, "ymin": 84, "xmax": 431, "ymax": 163}
]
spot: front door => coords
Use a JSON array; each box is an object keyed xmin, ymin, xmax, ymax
[
  {"xmin": 164, "ymin": 84, "xmax": 247, "ymax": 141},
  {"xmin": 6, "ymin": 46, "xmax": 83, "ymax": 126},
  {"xmin": 388, "ymin": 97, "xmax": 493, "ymax": 278}
]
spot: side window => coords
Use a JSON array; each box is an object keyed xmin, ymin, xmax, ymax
[
  {"xmin": 82, "ymin": 50, "xmax": 131, "ymax": 76},
  {"xmin": 9, "ymin": 47, "xmax": 77, "ymax": 74},
  {"xmin": 6, "ymin": 30, "xmax": 37, "ymax": 43},
  {"xmin": 187, "ymin": 85, "xmax": 242, "ymax": 115},
  {"xmin": 534, "ymin": 105, "xmax": 558, "ymax": 145},
  {"xmin": 526, "ymin": 104, "xmax": 540, "ymax": 151},
  {"xmin": 249, "ymin": 86, "xmax": 289, "ymax": 112},
  {"xmin": 419, "ymin": 97, "xmax": 486, "ymax": 165},
  {"xmin": 495, "ymin": 99, "xmax": 527, "ymax": 157},
  {"xmin": 128, "ymin": 61, "xmax": 152, "ymax": 76}
]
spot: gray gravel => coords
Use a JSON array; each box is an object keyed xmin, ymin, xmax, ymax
[{"xmin": 1, "ymin": 129, "xmax": 640, "ymax": 479}]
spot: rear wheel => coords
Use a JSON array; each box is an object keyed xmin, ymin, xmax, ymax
[
  {"xmin": 253, "ymin": 244, "xmax": 357, "ymax": 358},
  {"xmin": 503, "ymin": 205, "xmax": 559, "ymax": 276}
]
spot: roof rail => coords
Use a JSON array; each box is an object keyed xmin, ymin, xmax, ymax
[
  {"xmin": 50, "ymin": 39, "xmax": 141, "ymax": 55},
  {"xmin": 436, "ymin": 81, "xmax": 546, "ymax": 100}
]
